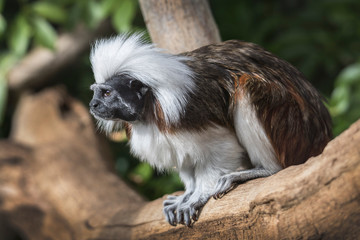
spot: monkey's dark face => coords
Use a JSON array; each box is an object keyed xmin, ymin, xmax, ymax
[{"xmin": 89, "ymin": 75, "xmax": 149, "ymax": 122}]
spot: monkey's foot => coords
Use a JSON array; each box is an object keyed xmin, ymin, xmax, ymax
[
  {"xmin": 213, "ymin": 168, "xmax": 274, "ymax": 199},
  {"xmin": 163, "ymin": 193, "xmax": 210, "ymax": 227},
  {"xmin": 212, "ymin": 174, "xmax": 238, "ymax": 200}
]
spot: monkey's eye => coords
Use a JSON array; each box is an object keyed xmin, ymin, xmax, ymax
[{"xmin": 103, "ymin": 90, "xmax": 111, "ymax": 97}]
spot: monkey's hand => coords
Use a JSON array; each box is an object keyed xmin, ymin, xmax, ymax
[{"xmin": 163, "ymin": 192, "xmax": 210, "ymax": 227}]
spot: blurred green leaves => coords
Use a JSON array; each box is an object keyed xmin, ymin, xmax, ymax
[
  {"xmin": 0, "ymin": 53, "xmax": 17, "ymax": 125},
  {"xmin": 32, "ymin": 1, "xmax": 67, "ymax": 24},
  {"xmin": 8, "ymin": 15, "xmax": 31, "ymax": 55},
  {"xmin": 112, "ymin": 0, "xmax": 137, "ymax": 32},
  {"xmin": 129, "ymin": 162, "xmax": 184, "ymax": 200},
  {"xmin": 329, "ymin": 62, "xmax": 360, "ymax": 136},
  {"xmin": 0, "ymin": 14, "xmax": 6, "ymax": 37},
  {"xmin": 130, "ymin": 162, "xmax": 154, "ymax": 184},
  {"xmin": 32, "ymin": 16, "xmax": 57, "ymax": 49}
]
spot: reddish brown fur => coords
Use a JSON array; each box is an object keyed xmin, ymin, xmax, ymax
[
  {"xmin": 123, "ymin": 122, "xmax": 132, "ymax": 139},
  {"xmin": 233, "ymin": 74, "xmax": 251, "ymax": 100},
  {"xmin": 233, "ymin": 73, "xmax": 331, "ymax": 168},
  {"xmin": 154, "ymin": 100, "xmax": 169, "ymax": 133},
  {"xmin": 181, "ymin": 40, "xmax": 332, "ymax": 168}
]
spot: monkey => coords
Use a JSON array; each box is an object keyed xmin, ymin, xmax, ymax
[{"xmin": 89, "ymin": 33, "xmax": 332, "ymax": 227}]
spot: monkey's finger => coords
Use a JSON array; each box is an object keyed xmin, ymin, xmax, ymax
[
  {"xmin": 213, "ymin": 191, "xmax": 224, "ymax": 200},
  {"xmin": 166, "ymin": 211, "xmax": 177, "ymax": 226},
  {"xmin": 164, "ymin": 205, "xmax": 177, "ymax": 226},
  {"xmin": 166, "ymin": 195, "xmax": 178, "ymax": 200},
  {"xmin": 183, "ymin": 210, "xmax": 191, "ymax": 227},
  {"xmin": 190, "ymin": 207, "xmax": 198, "ymax": 221},
  {"xmin": 163, "ymin": 199, "xmax": 177, "ymax": 206},
  {"xmin": 176, "ymin": 208, "xmax": 184, "ymax": 224},
  {"xmin": 213, "ymin": 186, "xmax": 224, "ymax": 199}
]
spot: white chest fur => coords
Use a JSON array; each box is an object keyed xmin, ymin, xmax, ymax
[{"xmin": 129, "ymin": 123, "xmax": 247, "ymax": 172}]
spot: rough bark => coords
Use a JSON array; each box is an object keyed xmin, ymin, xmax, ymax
[
  {"xmin": 139, "ymin": 0, "xmax": 221, "ymax": 53},
  {"xmin": 0, "ymin": 87, "xmax": 359, "ymax": 239}
]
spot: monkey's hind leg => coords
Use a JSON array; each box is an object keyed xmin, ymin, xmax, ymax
[{"xmin": 213, "ymin": 168, "xmax": 274, "ymax": 199}]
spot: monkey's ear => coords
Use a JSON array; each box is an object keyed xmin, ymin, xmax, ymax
[
  {"xmin": 129, "ymin": 79, "xmax": 149, "ymax": 98},
  {"xmin": 139, "ymin": 86, "xmax": 149, "ymax": 95},
  {"xmin": 129, "ymin": 79, "xmax": 143, "ymax": 89}
]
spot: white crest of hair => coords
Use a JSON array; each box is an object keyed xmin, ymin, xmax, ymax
[{"xmin": 90, "ymin": 32, "xmax": 195, "ymax": 124}]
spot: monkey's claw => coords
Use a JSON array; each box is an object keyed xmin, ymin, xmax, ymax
[{"xmin": 163, "ymin": 195, "xmax": 180, "ymax": 226}]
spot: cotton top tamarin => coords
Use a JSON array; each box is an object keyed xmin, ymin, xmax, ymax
[{"xmin": 89, "ymin": 33, "xmax": 332, "ymax": 227}]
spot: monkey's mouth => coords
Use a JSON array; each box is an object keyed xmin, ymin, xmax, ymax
[
  {"xmin": 90, "ymin": 108, "xmax": 114, "ymax": 120},
  {"xmin": 90, "ymin": 108, "xmax": 128, "ymax": 123},
  {"xmin": 89, "ymin": 103, "xmax": 140, "ymax": 122}
]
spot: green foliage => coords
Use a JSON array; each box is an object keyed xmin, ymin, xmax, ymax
[
  {"xmin": 0, "ymin": 53, "xmax": 17, "ymax": 125},
  {"xmin": 0, "ymin": 14, "xmax": 5, "ymax": 36},
  {"xmin": 111, "ymin": 0, "xmax": 137, "ymax": 33},
  {"xmin": 128, "ymin": 162, "xmax": 184, "ymax": 200},
  {"xmin": 32, "ymin": 16, "xmax": 57, "ymax": 49},
  {"xmin": 8, "ymin": 15, "xmax": 31, "ymax": 55},
  {"xmin": 32, "ymin": 1, "xmax": 68, "ymax": 24},
  {"xmin": 329, "ymin": 62, "xmax": 360, "ymax": 136}
]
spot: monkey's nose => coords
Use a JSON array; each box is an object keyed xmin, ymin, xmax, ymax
[{"xmin": 89, "ymin": 99, "xmax": 100, "ymax": 109}]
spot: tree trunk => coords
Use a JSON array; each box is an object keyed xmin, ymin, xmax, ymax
[
  {"xmin": 1, "ymin": 87, "xmax": 359, "ymax": 239},
  {"xmin": 139, "ymin": 0, "xmax": 221, "ymax": 53}
]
